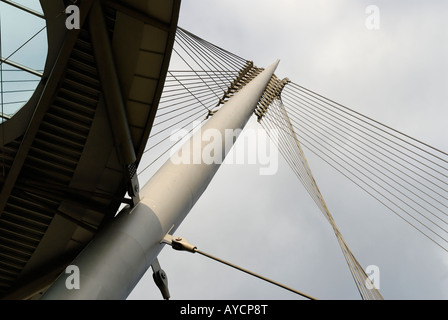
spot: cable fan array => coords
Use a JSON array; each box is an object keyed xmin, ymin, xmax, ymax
[
  {"xmin": 0, "ymin": 15, "xmax": 45, "ymax": 122},
  {"xmin": 139, "ymin": 27, "xmax": 260, "ymax": 175},
  {"xmin": 138, "ymin": 26, "xmax": 447, "ymax": 300},
  {"xmin": 276, "ymin": 83, "xmax": 448, "ymax": 254},
  {"xmin": 138, "ymin": 27, "xmax": 387, "ymax": 299},
  {"xmin": 257, "ymin": 77, "xmax": 383, "ymax": 300}
]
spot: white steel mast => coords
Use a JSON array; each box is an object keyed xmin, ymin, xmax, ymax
[{"xmin": 41, "ymin": 60, "xmax": 280, "ymax": 300}]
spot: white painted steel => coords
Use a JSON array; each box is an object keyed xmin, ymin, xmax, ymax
[{"xmin": 41, "ymin": 60, "xmax": 279, "ymax": 299}]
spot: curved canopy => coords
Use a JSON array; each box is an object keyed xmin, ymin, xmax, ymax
[{"xmin": 0, "ymin": 0, "xmax": 180, "ymax": 299}]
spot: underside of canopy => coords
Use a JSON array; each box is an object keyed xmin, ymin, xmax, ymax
[{"xmin": 0, "ymin": 0, "xmax": 180, "ymax": 299}]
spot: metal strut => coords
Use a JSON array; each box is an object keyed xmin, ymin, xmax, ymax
[{"xmin": 162, "ymin": 234, "xmax": 317, "ymax": 300}]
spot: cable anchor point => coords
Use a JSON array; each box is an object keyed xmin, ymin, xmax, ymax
[{"xmin": 162, "ymin": 234, "xmax": 197, "ymax": 253}]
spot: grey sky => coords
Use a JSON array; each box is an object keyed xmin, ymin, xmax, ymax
[
  {"xmin": 4, "ymin": 0, "xmax": 445, "ymax": 300},
  {"xmin": 129, "ymin": 0, "xmax": 448, "ymax": 300}
]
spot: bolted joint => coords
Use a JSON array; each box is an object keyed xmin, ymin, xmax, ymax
[
  {"xmin": 161, "ymin": 234, "xmax": 197, "ymax": 253},
  {"xmin": 172, "ymin": 237, "xmax": 197, "ymax": 253}
]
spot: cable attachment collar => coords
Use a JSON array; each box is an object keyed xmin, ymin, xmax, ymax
[{"xmin": 162, "ymin": 234, "xmax": 197, "ymax": 253}]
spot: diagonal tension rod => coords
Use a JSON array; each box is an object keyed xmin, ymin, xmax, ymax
[{"xmin": 162, "ymin": 234, "xmax": 318, "ymax": 300}]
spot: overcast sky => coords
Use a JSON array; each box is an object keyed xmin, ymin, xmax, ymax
[
  {"xmin": 1, "ymin": 0, "xmax": 446, "ymax": 301},
  {"xmin": 128, "ymin": 0, "xmax": 448, "ymax": 300}
]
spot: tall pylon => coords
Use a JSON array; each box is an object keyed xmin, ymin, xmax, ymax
[{"xmin": 41, "ymin": 60, "xmax": 280, "ymax": 299}]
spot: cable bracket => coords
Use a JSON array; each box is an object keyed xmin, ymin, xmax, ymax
[
  {"xmin": 160, "ymin": 233, "xmax": 317, "ymax": 299},
  {"xmin": 161, "ymin": 234, "xmax": 197, "ymax": 253}
]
